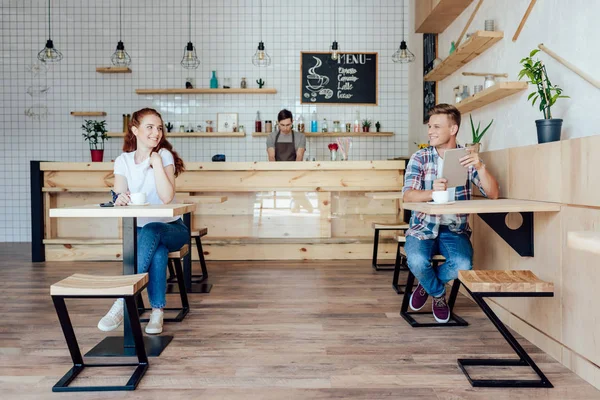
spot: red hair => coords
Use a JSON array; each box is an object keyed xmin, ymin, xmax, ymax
[{"xmin": 123, "ymin": 108, "xmax": 185, "ymax": 176}]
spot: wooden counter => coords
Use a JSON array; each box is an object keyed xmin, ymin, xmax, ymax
[{"xmin": 33, "ymin": 160, "xmax": 405, "ymax": 262}]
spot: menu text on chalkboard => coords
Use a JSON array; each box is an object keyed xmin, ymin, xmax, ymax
[{"xmin": 301, "ymin": 52, "xmax": 378, "ymax": 105}]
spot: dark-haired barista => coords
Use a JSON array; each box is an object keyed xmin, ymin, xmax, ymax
[{"xmin": 266, "ymin": 109, "xmax": 306, "ymax": 162}]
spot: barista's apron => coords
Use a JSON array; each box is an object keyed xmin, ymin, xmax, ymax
[{"xmin": 274, "ymin": 131, "xmax": 296, "ymax": 161}]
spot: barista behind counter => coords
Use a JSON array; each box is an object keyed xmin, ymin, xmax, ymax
[{"xmin": 266, "ymin": 109, "xmax": 306, "ymax": 162}]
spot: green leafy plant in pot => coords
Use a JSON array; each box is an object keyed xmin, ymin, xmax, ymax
[
  {"xmin": 81, "ymin": 120, "xmax": 108, "ymax": 162},
  {"xmin": 518, "ymin": 49, "xmax": 569, "ymax": 143},
  {"xmin": 466, "ymin": 115, "xmax": 493, "ymax": 154}
]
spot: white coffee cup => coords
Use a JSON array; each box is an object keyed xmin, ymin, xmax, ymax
[
  {"xmin": 432, "ymin": 190, "xmax": 451, "ymax": 204},
  {"xmin": 130, "ymin": 192, "xmax": 146, "ymax": 205}
]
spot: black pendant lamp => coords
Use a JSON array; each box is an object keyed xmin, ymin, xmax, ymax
[
  {"xmin": 330, "ymin": 0, "xmax": 339, "ymax": 61},
  {"xmin": 111, "ymin": 0, "xmax": 131, "ymax": 66},
  {"xmin": 252, "ymin": 0, "xmax": 271, "ymax": 67},
  {"xmin": 181, "ymin": 0, "xmax": 200, "ymax": 69},
  {"xmin": 392, "ymin": 0, "xmax": 415, "ymax": 64},
  {"xmin": 38, "ymin": 0, "xmax": 63, "ymax": 63}
]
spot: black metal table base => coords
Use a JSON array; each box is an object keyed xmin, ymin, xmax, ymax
[
  {"xmin": 85, "ymin": 336, "xmax": 173, "ymax": 358},
  {"xmin": 53, "ymin": 363, "xmax": 148, "ymax": 392},
  {"xmin": 458, "ymin": 358, "xmax": 553, "ymax": 388}
]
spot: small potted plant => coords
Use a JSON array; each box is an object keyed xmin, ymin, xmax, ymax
[
  {"xmin": 466, "ymin": 115, "xmax": 493, "ymax": 154},
  {"xmin": 361, "ymin": 119, "xmax": 372, "ymax": 133},
  {"xmin": 81, "ymin": 120, "xmax": 108, "ymax": 162},
  {"xmin": 518, "ymin": 49, "xmax": 569, "ymax": 143}
]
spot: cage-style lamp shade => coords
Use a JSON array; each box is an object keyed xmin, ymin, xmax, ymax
[
  {"xmin": 252, "ymin": 41, "xmax": 271, "ymax": 67},
  {"xmin": 392, "ymin": 40, "xmax": 415, "ymax": 64},
  {"xmin": 38, "ymin": 39, "xmax": 63, "ymax": 63},
  {"xmin": 111, "ymin": 41, "xmax": 131, "ymax": 66},
  {"xmin": 181, "ymin": 42, "xmax": 200, "ymax": 69}
]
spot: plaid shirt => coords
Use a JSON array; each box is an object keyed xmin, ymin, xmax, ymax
[{"xmin": 402, "ymin": 145, "xmax": 487, "ymax": 240}]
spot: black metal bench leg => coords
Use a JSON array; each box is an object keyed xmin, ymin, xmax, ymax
[
  {"xmin": 392, "ymin": 242, "xmax": 407, "ymax": 294},
  {"xmin": 457, "ymin": 291, "xmax": 553, "ymax": 388},
  {"xmin": 372, "ymin": 228, "xmax": 395, "ymax": 271},
  {"xmin": 52, "ymin": 295, "xmax": 149, "ymax": 392}
]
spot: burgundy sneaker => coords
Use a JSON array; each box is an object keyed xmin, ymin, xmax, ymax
[
  {"xmin": 409, "ymin": 283, "xmax": 429, "ymax": 311},
  {"xmin": 432, "ymin": 295, "xmax": 450, "ymax": 323}
]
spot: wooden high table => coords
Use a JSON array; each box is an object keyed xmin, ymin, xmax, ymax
[
  {"xmin": 366, "ymin": 194, "xmax": 561, "ymax": 256},
  {"xmin": 50, "ymin": 203, "xmax": 196, "ymax": 357}
]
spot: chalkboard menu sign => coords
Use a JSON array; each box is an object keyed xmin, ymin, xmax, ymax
[
  {"xmin": 301, "ymin": 52, "xmax": 378, "ymax": 105},
  {"xmin": 423, "ymin": 34, "xmax": 437, "ymax": 123}
]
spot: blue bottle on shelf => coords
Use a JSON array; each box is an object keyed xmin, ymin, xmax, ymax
[
  {"xmin": 311, "ymin": 110, "xmax": 318, "ymax": 133},
  {"xmin": 210, "ymin": 71, "xmax": 218, "ymax": 88}
]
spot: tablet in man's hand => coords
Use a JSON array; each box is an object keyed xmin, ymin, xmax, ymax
[{"xmin": 440, "ymin": 148, "xmax": 469, "ymax": 188}]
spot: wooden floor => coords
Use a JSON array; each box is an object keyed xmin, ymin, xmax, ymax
[{"xmin": 1, "ymin": 243, "xmax": 599, "ymax": 399}]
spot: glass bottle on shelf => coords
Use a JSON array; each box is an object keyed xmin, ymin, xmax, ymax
[
  {"xmin": 240, "ymin": 77, "xmax": 247, "ymax": 88},
  {"xmin": 353, "ymin": 110, "xmax": 360, "ymax": 132},
  {"xmin": 205, "ymin": 120, "xmax": 214, "ymax": 132},
  {"xmin": 297, "ymin": 114, "xmax": 305, "ymax": 133},
  {"xmin": 265, "ymin": 120, "xmax": 272, "ymax": 133},
  {"xmin": 322, "ymin": 118, "xmax": 328, "ymax": 133},
  {"xmin": 255, "ymin": 111, "xmax": 262, "ymax": 133},
  {"xmin": 333, "ymin": 120, "xmax": 341, "ymax": 133},
  {"xmin": 311, "ymin": 110, "xmax": 318, "ymax": 132}
]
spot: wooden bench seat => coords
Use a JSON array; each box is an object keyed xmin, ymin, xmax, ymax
[
  {"xmin": 372, "ymin": 221, "xmax": 410, "ymax": 230},
  {"xmin": 50, "ymin": 273, "xmax": 148, "ymax": 296},
  {"xmin": 459, "ymin": 270, "xmax": 554, "ymax": 293},
  {"xmin": 167, "ymin": 244, "xmax": 189, "ymax": 259},
  {"xmin": 191, "ymin": 228, "xmax": 208, "ymax": 238}
]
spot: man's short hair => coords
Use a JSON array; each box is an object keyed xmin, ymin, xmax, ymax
[
  {"xmin": 428, "ymin": 103, "xmax": 461, "ymax": 130},
  {"xmin": 277, "ymin": 109, "xmax": 293, "ymax": 122}
]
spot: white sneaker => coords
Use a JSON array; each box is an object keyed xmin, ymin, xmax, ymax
[
  {"xmin": 98, "ymin": 299, "xmax": 124, "ymax": 332},
  {"xmin": 145, "ymin": 309, "xmax": 164, "ymax": 335}
]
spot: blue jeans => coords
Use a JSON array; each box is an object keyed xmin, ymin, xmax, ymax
[
  {"xmin": 136, "ymin": 219, "xmax": 189, "ymax": 309},
  {"xmin": 405, "ymin": 226, "xmax": 473, "ymax": 298}
]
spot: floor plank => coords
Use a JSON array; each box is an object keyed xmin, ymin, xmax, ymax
[{"xmin": 0, "ymin": 243, "xmax": 599, "ymax": 399}]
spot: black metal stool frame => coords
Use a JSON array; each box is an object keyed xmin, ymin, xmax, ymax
[
  {"xmin": 400, "ymin": 270, "xmax": 468, "ymax": 327},
  {"xmin": 391, "ymin": 240, "xmax": 409, "ymax": 293},
  {"xmin": 372, "ymin": 227, "xmax": 408, "ymax": 271},
  {"xmin": 52, "ymin": 294, "xmax": 148, "ymax": 392},
  {"xmin": 167, "ymin": 234, "xmax": 213, "ymax": 293},
  {"xmin": 457, "ymin": 285, "xmax": 553, "ymax": 388},
  {"xmin": 139, "ymin": 255, "xmax": 189, "ymax": 323}
]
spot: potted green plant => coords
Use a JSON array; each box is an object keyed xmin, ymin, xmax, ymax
[
  {"xmin": 518, "ymin": 49, "xmax": 569, "ymax": 143},
  {"xmin": 361, "ymin": 119, "xmax": 372, "ymax": 133},
  {"xmin": 81, "ymin": 120, "xmax": 108, "ymax": 162},
  {"xmin": 466, "ymin": 115, "xmax": 493, "ymax": 153}
]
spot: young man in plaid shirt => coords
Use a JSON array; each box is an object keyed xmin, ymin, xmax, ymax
[{"xmin": 402, "ymin": 104, "xmax": 499, "ymax": 323}]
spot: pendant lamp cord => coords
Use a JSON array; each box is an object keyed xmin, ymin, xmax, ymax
[
  {"xmin": 47, "ymin": 0, "xmax": 51, "ymax": 39},
  {"xmin": 334, "ymin": 0, "xmax": 336, "ymax": 42},
  {"xmin": 188, "ymin": 0, "xmax": 192, "ymax": 41},
  {"xmin": 259, "ymin": 0, "xmax": 262, "ymax": 41},
  {"xmin": 119, "ymin": 0, "xmax": 122, "ymax": 40}
]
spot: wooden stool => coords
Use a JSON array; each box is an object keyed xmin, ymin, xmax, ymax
[
  {"xmin": 50, "ymin": 273, "xmax": 149, "ymax": 392},
  {"xmin": 168, "ymin": 228, "xmax": 212, "ymax": 293},
  {"xmin": 141, "ymin": 245, "xmax": 189, "ymax": 322},
  {"xmin": 457, "ymin": 270, "xmax": 554, "ymax": 388},
  {"xmin": 371, "ymin": 221, "xmax": 409, "ymax": 271},
  {"xmin": 398, "ymin": 249, "xmax": 467, "ymax": 327}
]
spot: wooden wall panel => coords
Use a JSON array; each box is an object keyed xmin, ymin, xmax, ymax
[
  {"xmin": 507, "ymin": 141, "xmax": 562, "ymax": 202},
  {"xmin": 562, "ymin": 135, "xmax": 600, "ymax": 207},
  {"xmin": 560, "ymin": 206, "xmax": 600, "ymax": 367}
]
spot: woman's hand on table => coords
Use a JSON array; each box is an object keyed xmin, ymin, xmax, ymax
[{"xmin": 114, "ymin": 191, "xmax": 130, "ymax": 206}]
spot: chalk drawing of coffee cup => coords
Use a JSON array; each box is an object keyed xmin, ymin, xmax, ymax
[{"xmin": 306, "ymin": 57, "xmax": 329, "ymax": 93}]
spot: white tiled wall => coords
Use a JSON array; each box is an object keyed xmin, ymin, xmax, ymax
[{"xmin": 0, "ymin": 0, "xmax": 412, "ymax": 242}]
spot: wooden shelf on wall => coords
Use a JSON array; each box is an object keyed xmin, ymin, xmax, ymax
[
  {"xmin": 70, "ymin": 111, "xmax": 106, "ymax": 116},
  {"xmin": 135, "ymin": 88, "xmax": 277, "ymax": 95},
  {"xmin": 107, "ymin": 131, "xmax": 246, "ymax": 138},
  {"xmin": 252, "ymin": 132, "xmax": 394, "ymax": 137},
  {"xmin": 415, "ymin": 0, "xmax": 474, "ymax": 33},
  {"xmin": 424, "ymin": 31, "xmax": 503, "ymax": 82},
  {"xmin": 455, "ymin": 82, "xmax": 528, "ymax": 114},
  {"xmin": 96, "ymin": 66, "xmax": 131, "ymax": 73}
]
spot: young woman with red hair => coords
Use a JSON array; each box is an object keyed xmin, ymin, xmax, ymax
[{"xmin": 98, "ymin": 108, "xmax": 188, "ymax": 335}]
